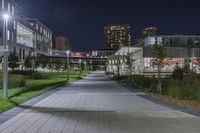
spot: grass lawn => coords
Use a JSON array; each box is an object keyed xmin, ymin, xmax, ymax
[{"xmin": 0, "ymin": 71, "xmax": 88, "ymax": 113}]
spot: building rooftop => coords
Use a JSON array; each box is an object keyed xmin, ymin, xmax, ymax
[{"xmin": 24, "ymin": 18, "xmax": 53, "ymax": 33}]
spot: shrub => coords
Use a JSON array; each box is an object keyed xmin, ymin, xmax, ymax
[
  {"xmin": 0, "ymin": 74, "xmax": 27, "ymax": 89},
  {"xmin": 172, "ymin": 64, "xmax": 184, "ymax": 80},
  {"xmin": 113, "ymin": 75, "xmax": 126, "ymax": 80},
  {"xmin": 10, "ymin": 70, "xmax": 34, "ymax": 75},
  {"xmin": 148, "ymin": 77, "xmax": 157, "ymax": 93},
  {"xmin": 113, "ymin": 72, "xmax": 200, "ymax": 101},
  {"xmin": 130, "ymin": 75, "xmax": 152, "ymax": 91},
  {"xmin": 30, "ymin": 72, "xmax": 42, "ymax": 79},
  {"xmin": 19, "ymin": 78, "xmax": 26, "ymax": 87}
]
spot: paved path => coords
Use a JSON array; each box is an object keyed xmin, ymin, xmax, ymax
[{"xmin": 0, "ymin": 72, "xmax": 200, "ymax": 133}]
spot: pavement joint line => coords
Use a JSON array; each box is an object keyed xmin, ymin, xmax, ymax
[
  {"xmin": 110, "ymin": 76, "xmax": 200, "ymax": 118},
  {"xmin": 1, "ymin": 72, "xmax": 200, "ymax": 132},
  {"xmin": 0, "ymin": 79, "xmax": 83, "ymax": 126}
]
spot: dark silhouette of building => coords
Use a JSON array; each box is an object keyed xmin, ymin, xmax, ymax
[{"xmin": 104, "ymin": 24, "xmax": 131, "ymax": 49}]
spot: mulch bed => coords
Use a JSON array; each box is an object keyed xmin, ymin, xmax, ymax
[{"xmin": 148, "ymin": 92, "xmax": 200, "ymax": 112}]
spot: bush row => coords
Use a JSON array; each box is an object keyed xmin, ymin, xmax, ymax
[{"xmin": 117, "ymin": 74, "xmax": 200, "ymax": 101}]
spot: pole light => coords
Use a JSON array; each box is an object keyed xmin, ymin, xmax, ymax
[
  {"xmin": 79, "ymin": 59, "xmax": 82, "ymax": 78},
  {"xmin": 2, "ymin": 13, "xmax": 10, "ymax": 100},
  {"xmin": 79, "ymin": 59, "xmax": 82, "ymax": 69},
  {"xmin": 66, "ymin": 50, "xmax": 70, "ymax": 81}
]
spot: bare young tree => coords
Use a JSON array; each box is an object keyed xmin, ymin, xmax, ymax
[
  {"xmin": 126, "ymin": 53, "xmax": 135, "ymax": 80},
  {"xmin": 151, "ymin": 44, "xmax": 166, "ymax": 94},
  {"xmin": 116, "ymin": 56, "xmax": 121, "ymax": 80}
]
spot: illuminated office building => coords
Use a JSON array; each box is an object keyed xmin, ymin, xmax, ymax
[
  {"xmin": 0, "ymin": 0, "xmax": 53, "ymax": 59},
  {"xmin": 104, "ymin": 24, "xmax": 131, "ymax": 49},
  {"xmin": 142, "ymin": 26, "xmax": 157, "ymax": 37}
]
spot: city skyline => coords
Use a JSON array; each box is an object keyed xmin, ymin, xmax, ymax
[{"xmin": 15, "ymin": 0, "xmax": 200, "ymax": 51}]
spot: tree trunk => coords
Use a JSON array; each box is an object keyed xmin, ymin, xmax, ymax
[{"xmin": 157, "ymin": 65, "xmax": 162, "ymax": 94}]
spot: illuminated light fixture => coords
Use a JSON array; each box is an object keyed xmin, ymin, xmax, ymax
[
  {"xmin": 3, "ymin": 13, "xmax": 10, "ymax": 20},
  {"xmin": 66, "ymin": 50, "xmax": 70, "ymax": 55}
]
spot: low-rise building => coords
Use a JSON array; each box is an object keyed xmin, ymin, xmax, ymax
[
  {"xmin": 137, "ymin": 35, "xmax": 200, "ymax": 48},
  {"xmin": 25, "ymin": 18, "xmax": 53, "ymax": 56},
  {"xmin": 107, "ymin": 35, "xmax": 200, "ymax": 75},
  {"xmin": 107, "ymin": 47, "xmax": 139, "ymax": 75},
  {"xmin": 91, "ymin": 48, "xmax": 116, "ymax": 58},
  {"xmin": 0, "ymin": 2, "xmax": 53, "ymax": 58}
]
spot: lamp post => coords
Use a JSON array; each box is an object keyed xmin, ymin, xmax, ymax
[
  {"xmin": 66, "ymin": 50, "xmax": 70, "ymax": 80},
  {"xmin": 2, "ymin": 13, "xmax": 10, "ymax": 100},
  {"xmin": 79, "ymin": 59, "xmax": 82, "ymax": 78}
]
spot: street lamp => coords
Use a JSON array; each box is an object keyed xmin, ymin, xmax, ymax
[
  {"xmin": 2, "ymin": 13, "xmax": 10, "ymax": 100},
  {"xmin": 79, "ymin": 59, "xmax": 82, "ymax": 78},
  {"xmin": 66, "ymin": 50, "xmax": 70, "ymax": 80}
]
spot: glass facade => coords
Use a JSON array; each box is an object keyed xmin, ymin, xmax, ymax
[{"xmin": 16, "ymin": 22, "xmax": 34, "ymax": 48}]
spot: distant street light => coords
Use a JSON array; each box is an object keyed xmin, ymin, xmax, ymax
[
  {"xmin": 79, "ymin": 59, "xmax": 82, "ymax": 69},
  {"xmin": 66, "ymin": 50, "xmax": 70, "ymax": 80},
  {"xmin": 2, "ymin": 13, "xmax": 10, "ymax": 100},
  {"xmin": 79, "ymin": 59, "xmax": 82, "ymax": 78}
]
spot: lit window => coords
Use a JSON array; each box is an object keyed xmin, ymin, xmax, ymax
[{"xmin": 16, "ymin": 22, "xmax": 34, "ymax": 48}]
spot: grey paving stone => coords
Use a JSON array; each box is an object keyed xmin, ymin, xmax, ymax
[{"xmin": 0, "ymin": 71, "xmax": 200, "ymax": 133}]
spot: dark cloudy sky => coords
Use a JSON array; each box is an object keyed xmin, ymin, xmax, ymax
[{"xmin": 14, "ymin": 0, "xmax": 200, "ymax": 51}]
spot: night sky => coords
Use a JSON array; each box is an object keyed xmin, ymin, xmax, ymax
[{"xmin": 14, "ymin": 0, "xmax": 200, "ymax": 51}]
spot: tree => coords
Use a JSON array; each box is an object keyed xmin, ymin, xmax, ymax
[
  {"xmin": 172, "ymin": 63, "xmax": 184, "ymax": 80},
  {"xmin": 81, "ymin": 62, "xmax": 86, "ymax": 71},
  {"xmin": 53, "ymin": 59, "xmax": 63, "ymax": 72},
  {"xmin": 40, "ymin": 55, "xmax": 48, "ymax": 69},
  {"xmin": 62, "ymin": 62, "xmax": 68, "ymax": 72},
  {"xmin": 151, "ymin": 44, "xmax": 167, "ymax": 94},
  {"xmin": 8, "ymin": 52, "xmax": 20, "ymax": 71},
  {"xmin": 24, "ymin": 56, "xmax": 33, "ymax": 70},
  {"xmin": 33, "ymin": 56, "xmax": 40, "ymax": 71},
  {"xmin": 48, "ymin": 58, "xmax": 54, "ymax": 71},
  {"xmin": 126, "ymin": 53, "xmax": 135, "ymax": 80},
  {"xmin": 116, "ymin": 56, "xmax": 121, "ymax": 80}
]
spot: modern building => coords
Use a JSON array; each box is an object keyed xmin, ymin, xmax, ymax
[
  {"xmin": 137, "ymin": 35, "xmax": 200, "ymax": 48},
  {"xmin": 0, "ymin": 0, "xmax": 38, "ymax": 59},
  {"xmin": 51, "ymin": 50, "xmax": 107, "ymax": 71},
  {"xmin": 142, "ymin": 26, "xmax": 157, "ymax": 37},
  {"xmin": 104, "ymin": 24, "xmax": 131, "ymax": 49},
  {"xmin": 107, "ymin": 35, "xmax": 200, "ymax": 75},
  {"xmin": 55, "ymin": 35, "xmax": 70, "ymax": 51},
  {"xmin": 134, "ymin": 26, "xmax": 158, "ymax": 46},
  {"xmin": 10, "ymin": 18, "xmax": 36, "ymax": 60},
  {"xmin": 107, "ymin": 47, "xmax": 138, "ymax": 75},
  {"xmin": 0, "ymin": 0, "xmax": 53, "ymax": 59},
  {"xmin": 25, "ymin": 18, "xmax": 53, "ymax": 56},
  {"xmin": 91, "ymin": 48, "xmax": 117, "ymax": 58}
]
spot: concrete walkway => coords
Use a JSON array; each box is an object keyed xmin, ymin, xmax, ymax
[{"xmin": 0, "ymin": 72, "xmax": 200, "ymax": 133}]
